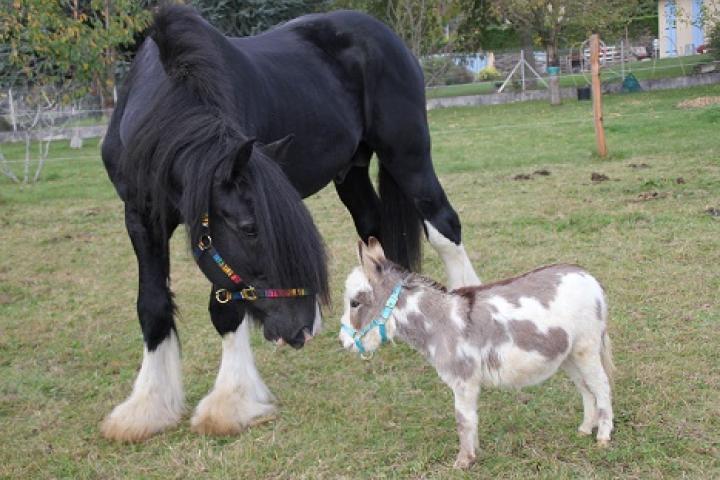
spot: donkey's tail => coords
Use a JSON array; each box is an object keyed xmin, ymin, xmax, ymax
[
  {"xmin": 600, "ymin": 329, "xmax": 615, "ymax": 383},
  {"xmin": 378, "ymin": 165, "xmax": 422, "ymax": 272}
]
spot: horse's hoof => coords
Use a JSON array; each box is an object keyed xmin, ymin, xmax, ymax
[
  {"xmin": 101, "ymin": 397, "xmax": 183, "ymax": 442},
  {"xmin": 577, "ymin": 426, "xmax": 593, "ymax": 436},
  {"xmin": 453, "ymin": 452, "xmax": 476, "ymax": 470},
  {"xmin": 191, "ymin": 388, "xmax": 276, "ymax": 436}
]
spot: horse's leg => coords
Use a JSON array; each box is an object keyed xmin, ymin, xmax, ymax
[
  {"xmin": 452, "ymin": 382, "xmax": 479, "ymax": 469},
  {"xmin": 574, "ymin": 349, "xmax": 613, "ymax": 446},
  {"xmin": 562, "ymin": 359, "xmax": 598, "ymax": 435},
  {"xmin": 374, "ymin": 143, "xmax": 480, "ymax": 289},
  {"xmin": 101, "ymin": 203, "xmax": 183, "ymax": 442},
  {"xmin": 334, "ymin": 162, "xmax": 381, "ymax": 242},
  {"xmin": 191, "ymin": 292, "xmax": 276, "ymax": 435}
]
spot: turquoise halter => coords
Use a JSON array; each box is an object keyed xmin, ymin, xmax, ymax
[{"xmin": 341, "ymin": 282, "xmax": 403, "ymax": 354}]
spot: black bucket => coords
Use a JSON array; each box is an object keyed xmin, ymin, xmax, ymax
[{"xmin": 577, "ymin": 86, "xmax": 591, "ymax": 101}]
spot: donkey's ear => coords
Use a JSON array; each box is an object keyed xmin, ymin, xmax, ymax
[
  {"xmin": 219, "ymin": 137, "xmax": 256, "ymax": 182},
  {"xmin": 256, "ymin": 134, "xmax": 294, "ymax": 161},
  {"xmin": 360, "ymin": 237, "xmax": 385, "ymax": 281},
  {"xmin": 366, "ymin": 237, "xmax": 386, "ymax": 262}
]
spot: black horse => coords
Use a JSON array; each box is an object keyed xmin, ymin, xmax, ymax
[{"xmin": 101, "ymin": 5, "xmax": 479, "ymax": 441}]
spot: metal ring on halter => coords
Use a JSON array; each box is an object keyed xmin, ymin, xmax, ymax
[
  {"xmin": 198, "ymin": 234, "xmax": 212, "ymax": 251},
  {"xmin": 215, "ymin": 289, "xmax": 232, "ymax": 304},
  {"xmin": 240, "ymin": 287, "xmax": 258, "ymax": 301}
]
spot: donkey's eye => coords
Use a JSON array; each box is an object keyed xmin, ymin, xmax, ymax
[{"xmin": 350, "ymin": 300, "xmax": 360, "ymax": 308}]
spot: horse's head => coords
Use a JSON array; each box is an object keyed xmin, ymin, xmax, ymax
[{"xmin": 192, "ymin": 135, "xmax": 328, "ymax": 348}]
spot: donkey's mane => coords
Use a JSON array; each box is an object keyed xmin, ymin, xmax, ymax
[{"xmin": 381, "ymin": 259, "xmax": 447, "ymax": 293}]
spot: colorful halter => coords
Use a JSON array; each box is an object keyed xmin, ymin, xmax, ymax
[
  {"xmin": 340, "ymin": 282, "xmax": 403, "ymax": 354},
  {"xmin": 193, "ymin": 213, "xmax": 313, "ymax": 303}
]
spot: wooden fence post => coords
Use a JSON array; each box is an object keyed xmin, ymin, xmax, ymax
[{"xmin": 590, "ymin": 34, "xmax": 608, "ymax": 158}]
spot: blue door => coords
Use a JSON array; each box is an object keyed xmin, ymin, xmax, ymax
[
  {"xmin": 664, "ymin": 0, "xmax": 677, "ymax": 57},
  {"xmin": 692, "ymin": 0, "xmax": 704, "ymax": 50}
]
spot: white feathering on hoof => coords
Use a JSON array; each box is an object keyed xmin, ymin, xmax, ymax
[
  {"xmin": 101, "ymin": 330, "xmax": 184, "ymax": 442},
  {"xmin": 191, "ymin": 319, "xmax": 276, "ymax": 435}
]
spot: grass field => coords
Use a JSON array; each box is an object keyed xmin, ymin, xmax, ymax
[
  {"xmin": 426, "ymin": 54, "xmax": 716, "ymax": 99},
  {"xmin": 1, "ymin": 84, "xmax": 719, "ymax": 478}
]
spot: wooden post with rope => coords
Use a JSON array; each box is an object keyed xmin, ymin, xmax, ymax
[{"xmin": 590, "ymin": 33, "xmax": 608, "ymax": 157}]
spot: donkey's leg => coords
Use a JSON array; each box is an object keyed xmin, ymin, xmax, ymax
[
  {"xmin": 334, "ymin": 163, "xmax": 381, "ymax": 242},
  {"xmin": 562, "ymin": 359, "xmax": 598, "ymax": 435},
  {"xmin": 574, "ymin": 351, "xmax": 613, "ymax": 446},
  {"xmin": 376, "ymin": 145, "xmax": 480, "ymax": 288},
  {"xmin": 102, "ymin": 204, "xmax": 183, "ymax": 442},
  {"xmin": 191, "ymin": 295, "xmax": 275, "ymax": 435},
  {"xmin": 452, "ymin": 382, "xmax": 479, "ymax": 469}
]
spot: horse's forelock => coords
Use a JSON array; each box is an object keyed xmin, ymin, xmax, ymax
[{"xmin": 243, "ymin": 150, "xmax": 329, "ymax": 303}]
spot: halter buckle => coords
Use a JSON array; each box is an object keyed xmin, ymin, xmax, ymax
[
  {"xmin": 240, "ymin": 287, "xmax": 258, "ymax": 301},
  {"xmin": 215, "ymin": 289, "xmax": 232, "ymax": 304},
  {"xmin": 198, "ymin": 234, "xmax": 212, "ymax": 251}
]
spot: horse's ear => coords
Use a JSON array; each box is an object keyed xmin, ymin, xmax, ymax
[
  {"xmin": 256, "ymin": 134, "xmax": 294, "ymax": 161},
  {"xmin": 218, "ymin": 138, "xmax": 255, "ymax": 182}
]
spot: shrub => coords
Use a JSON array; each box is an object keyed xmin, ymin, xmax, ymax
[
  {"xmin": 710, "ymin": 22, "xmax": 720, "ymax": 61},
  {"xmin": 476, "ymin": 65, "xmax": 502, "ymax": 82},
  {"xmin": 422, "ymin": 56, "xmax": 474, "ymax": 87}
]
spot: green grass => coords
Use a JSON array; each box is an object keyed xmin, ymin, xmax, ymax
[
  {"xmin": 1, "ymin": 85, "xmax": 719, "ymax": 478},
  {"xmin": 426, "ymin": 54, "xmax": 715, "ymax": 99}
]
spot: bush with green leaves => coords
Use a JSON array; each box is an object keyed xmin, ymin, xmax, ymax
[
  {"xmin": 477, "ymin": 65, "xmax": 502, "ymax": 82},
  {"xmin": 710, "ymin": 21, "xmax": 720, "ymax": 60},
  {"xmin": 422, "ymin": 56, "xmax": 474, "ymax": 87}
]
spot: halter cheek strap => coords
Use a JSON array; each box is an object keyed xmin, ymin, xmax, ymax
[
  {"xmin": 341, "ymin": 282, "xmax": 403, "ymax": 354},
  {"xmin": 193, "ymin": 213, "xmax": 312, "ymax": 302}
]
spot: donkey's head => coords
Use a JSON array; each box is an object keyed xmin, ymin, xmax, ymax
[
  {"xmin": 193, "ymin": 136, "xmax": 327, "ymax": 348},
  {"xmin": 339, "ymin": 238, "xmax": 407, "ymax": 353}
]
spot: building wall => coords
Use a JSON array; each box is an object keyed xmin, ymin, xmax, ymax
[{"xmin": 658, "ymin": 0, "xmax": 719, "ymax": 57}]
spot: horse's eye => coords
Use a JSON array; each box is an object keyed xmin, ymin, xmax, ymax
[
  {"xmin": 240, "ymin": 223, "xmax": 258, "ymax": 237},
  {"xmin": 350, "ymin": 300, "xmax": 360, "ymax": 308}
]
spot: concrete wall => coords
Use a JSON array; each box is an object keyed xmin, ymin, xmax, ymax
[{"xmin": 427, "ymin": 72, "xmax": 720, "ymax": 109}]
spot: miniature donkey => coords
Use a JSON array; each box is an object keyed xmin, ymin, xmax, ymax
[{"xmin": 339, "ymin": 238, "xmax": 614, "ymax": 469}]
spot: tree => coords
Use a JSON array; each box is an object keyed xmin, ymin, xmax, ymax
[
  {"xmin": 0, "ymin": 0, "xmax": 151, "ymax": 104},
  {"xmin": 190, "ymin": 0, "xmax": 328, "ymax": 37}
]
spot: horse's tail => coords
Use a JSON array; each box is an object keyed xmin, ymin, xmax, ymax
[
  {"xmin": 378, "ymin": 165, "xmax": 422, "ymax": 272},
  {"xmin": 600, "ymin": 327, "xmax": 615, "ymax": 383}
]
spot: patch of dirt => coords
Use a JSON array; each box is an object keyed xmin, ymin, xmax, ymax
[
  {"xmin": 705, "ymin": 206, "xmax": 720, "ymax": 218},
  {"xmin": 628, "ymin": 163, "xmax": 650, "ymax": 169},
  {"xmin": 676, "ymin": 177, "xmax": 686, "ymax": 184},
  {"xmin": 633, "ymin": 191, "xmax": 668, "ymax": 202},
  {"xmin": 0, "ymin": 293, "xmax": 14, "ymax": 305},
  {"xmin": 677, "ymin": 96, "xmax": 720, "ymax": 109},
  {"xmin": 591, "ymin": 172, "xmax": 609, "ymax": 182},
  {"xmin": 513, "ymin": 170, "xmax": 551, "ymax": 181}
]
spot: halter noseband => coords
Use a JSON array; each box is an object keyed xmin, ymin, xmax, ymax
[
  {"xmin": 341, "ymin": 282, "xmax": 403, "ymax": 354},
  {"xmin": 193, "ymin": 213, "xmax": 313, "ymax": 303}
]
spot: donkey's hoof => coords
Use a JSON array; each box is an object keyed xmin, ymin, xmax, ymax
[
  {"xmin": 191, "ymin": 388, "xmax": 276, "ymax": 436},
  {"xmin": 453, "ymin": 452, "xmax": 476, "ymax": 470},
  {"xmin": 596, "ymin": 438, "xmax": 611, "ymax": 448},
  {"xmin": 577, "ymin": 426, "xmax": 594, "ymax": 436}
]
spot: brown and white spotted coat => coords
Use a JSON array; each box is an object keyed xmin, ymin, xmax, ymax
[{"xmin": 340, "ymin": 238, "xmax": 614, "ymax": 469}]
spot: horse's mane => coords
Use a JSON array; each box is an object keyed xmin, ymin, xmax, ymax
[{"xmin": 121, "ymin": 5, "xmax": 329, "ymax": 301}]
